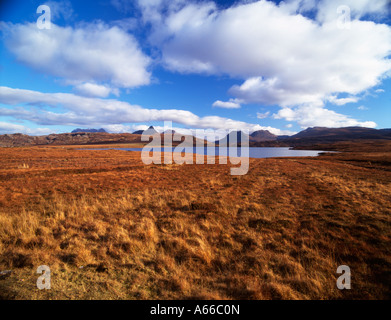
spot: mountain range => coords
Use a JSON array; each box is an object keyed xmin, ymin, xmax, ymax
[
  {"xmin": 71, "ymin": 128, "xmax": 107, "ymax": 133},
  {"xmin": 274, "ymin": 127, "xmax": 391, "ymax": 146},
  {"xmin": 1, "ymin": 126, "xmax": 390, "ymax": 148}
]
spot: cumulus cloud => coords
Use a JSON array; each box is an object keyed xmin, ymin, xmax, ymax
[
  {"xmin": 102, "ymin": 124, "xmax": 136, "ymax": 133},
  {"xmin": 73, "ymin": 83, "xmax": 119, "ymax": 98},
  {"xmin": 212, "ymin": 99, "xmax": 241, "ymax": 109},
  {"xmin": 138, "ymin": 0, "xmax": 390, "ymax": 128},
  {"xmin": 0, "ymin": 86, "xmax": 293, "ymax": 135},
  {"xmin": 315, "ymin": 0, "xmax": 389, "ymax": 23},
  {"xmin": 273, "ymin": 105, "xmax": 377, "ymax": 128},
  {"xmin": 1, "ymin": 22, "xmax": 151, "ymax": 89}
]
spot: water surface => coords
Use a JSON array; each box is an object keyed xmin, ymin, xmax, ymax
[{"xmin": 82, "ymin": 147, "xmax": 328, "ymax": 158}]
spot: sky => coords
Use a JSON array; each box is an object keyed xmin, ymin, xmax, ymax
[{"xmin": 0, "ymin": 0, "xmax": 390, "ymax": 136}]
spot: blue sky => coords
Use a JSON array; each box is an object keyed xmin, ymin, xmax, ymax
[{"xmin": 0, "ymin": 0, "xmax": 390, "ymax": 136}]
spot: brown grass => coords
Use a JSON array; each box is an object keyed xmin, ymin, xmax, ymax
[{"xmin": 0, "ymin": 145, "xmax": 390, "ymax": 299}]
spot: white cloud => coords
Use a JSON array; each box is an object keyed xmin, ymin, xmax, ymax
[
  {"xmin": 1, "ymin": 22, "xmax": 151, "ymax": 89},
  {"xmin": 328, "ymin": 96, "xmax": 359, "ymax": 106},
  {"xmin": 43, "ymin": 0, "xmax": 74, "ymax": 21},
  {"xmin": 0, "ymin": 121, "xmax": 54, "ymax": 135},
  {"xmin": 73, "ymin": 83, "xmax": 119, "ymax": 98},
  {"xmin": 136, "ymin": 0, "xmax": 191, "ymax": 27},
  {"xmin": 139, "ymin": 0, "xmax": 390, "ymax": 127},
  {"xmin": 229, "ymin": 77, "xmax": 326, "ymax": 107},
  {"xmin": 256, "ymin": 111, "xmax": 270, "ymax": 119},
  {"xmin": 315, "ymin": 0, "xmax": 389, "ymax": 23},
  {"xmin": 111, "ymin": 0, "xmax": 137, "ymax": 14},
  {"xmin": 111, "ymin": 17, "xmax": 139, "ymax": 32},
  {"xmin": 273, "ymin": 105, "xmax": 377, "ymax": 128},
  {"xmin": 131, "ymin": 124, "xmax": 149, "ymax": 131},
  {"xmin": 375, "ymin": 88, "xmax": 385, "ymax": 93},
  {"xmin": 0, "ymin": 86, "xmax": 292, "ymax": 135},
  {"xmin": 102, "ymin": 124, "xmax": 133, "ymax": 133},
  {"xmin": 212, "ymin": 99, "xmax": 241, "ymax": 109},
  {"xmin": 358, "ymin": 105, "xmax": 369, "ymax": 110},
  {"xmin": 280, "ymin": 0, "xmax": 389, "ymax": 22}
]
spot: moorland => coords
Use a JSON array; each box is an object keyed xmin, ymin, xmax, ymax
[{"xmin": 0, "ymin": 139, "xmax": 390, "ymax": 299}]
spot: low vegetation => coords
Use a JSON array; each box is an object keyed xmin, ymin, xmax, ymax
[{"xmin": 0, "ymin": 143, "xmax": 390, "ymax": 299}]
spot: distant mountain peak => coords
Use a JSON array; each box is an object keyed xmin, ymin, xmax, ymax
[
  {"xmin": 132, "ymin": 126, "xmax": 159, "ymax": 135},
  {"xmin": 250, "ymin": 130, "xmax": 277, "ymax": 142},
  {"xmin": 132, "ymin": 130, "xmax": 144, "ymax": 135},
  {"xmin": 143, "ymin": 126, "xmax": 159, "ymax": 135},
  {"xmin": 72, "ymin": 128, "xmax": 106, "ymax": 133},
  {"xmin": 292, "ymin": 126, "xmax": 379, "ymax": 139}
]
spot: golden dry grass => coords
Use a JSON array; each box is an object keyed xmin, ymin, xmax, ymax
[{"xmin": 0, "ymin": 145, "xmax": 390, "ymax": 299}]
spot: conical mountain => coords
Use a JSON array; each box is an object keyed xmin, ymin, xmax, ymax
[{"xmin": 133, "ymin": 126, "xmax": 159, "ymax": 135}]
